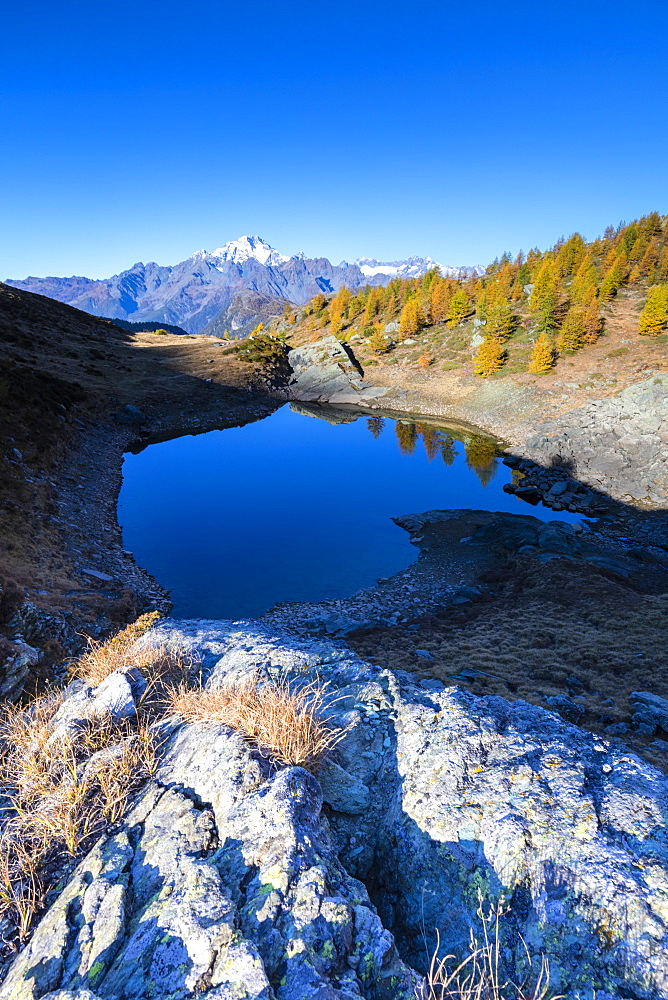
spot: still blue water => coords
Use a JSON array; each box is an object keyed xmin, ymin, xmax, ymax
[{"xmin": 118, "ymin": 405, "xmax": 580, "ymax": 619}]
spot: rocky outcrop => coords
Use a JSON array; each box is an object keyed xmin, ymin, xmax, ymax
[
  {"xmin": 287, "ymin": 338, "xmax": 392, "ymax": 405},
  {"xmin": 520, "ymin": 374, "xmax": 668, "ymax": 504},
  {"xmin": 4, "ymin": 621, "xmax": 668, "ymax": 999}
]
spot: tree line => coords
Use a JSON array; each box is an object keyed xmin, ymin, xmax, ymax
[{"xmin": 298, "ymin": 212, "xmax": 668, "ymax": 377}]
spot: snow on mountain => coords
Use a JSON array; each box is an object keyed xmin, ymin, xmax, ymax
[
  {"xmin": 190, "ymin": 237, "xmax": 481, "ymax": 278},
  {"xmin": 6, "ymin": 236, "xmax": 483, "ymax": 335},
  {"xmin": 200, "ymin": 235, "xmax": 292, "ymax": 269},
  {"xmin": 355, "ymin": 255, "xmax": 483, "ymax": 280}
]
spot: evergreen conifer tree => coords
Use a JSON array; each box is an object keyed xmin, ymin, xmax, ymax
[
  {"xmin": 582, "ymin": 301, "xmax": 603, "ymax": 344},
  {"xmin": 528, "ymin": 333, "xmax": 556, "ymax": 374},
  {"xmin": 368, "ymin": 328, "xmax": 391, "ymax": 353},
  {"xmin": 638, "ymin": 239, "xmax": 659, "ymax": 279},
  {"xmin": 485, "ymin": 299, "xmax": 515, "ymax": 341},
  {"xmin": 657, "ymin": 247, "xmax": 668, "ymax": 283},
  {"xmin": 556, "ymin": 233, "xmax": 586, "ymax": 276},
  {"xmin": 638, "ymin": 284, "xmax": 668, "ymax": 336},
  {"xmin": 599, "ymin": 251, "xmax": 628, "ymax": 301},
  {"xmin": 430, "ymin": 280, "xmax": 451, "ymax": 323},
  {"xmin": 529, "ymin": 258, "xmax": 559, "ymax": 331},
  {"xmin": 473, "ymin": 337, "xmax": 506, "ymax": 376},
  {"xmin": 399, "ymin": 296, "xmax": 423, "ymax": 336},
  {"xmin": 447, "ymin": 288, "xmax": 469, "ymax": 326},
  {"xmin": 556, "ymin": 308, "xmax": 585, "ymax": 352},
  {"xmin": 570, "ymin": 256, "xmax": 599, "ymax": 304}
]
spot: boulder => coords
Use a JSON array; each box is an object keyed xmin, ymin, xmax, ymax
[
  {"xmin": 0, "ymin": 639, "xmax": 40, "ymax": 701},
  {"xmin": 49, "ymin": 669, "xmax": 137, "ymax": 741},
  {"xmin": 114, "ymin": 404, "xmax": 146, "ymax": 426},
  {"xmin": 287, "ymin": 336, "xmax": 390, "ymax": 405},
  {"xmin": 630, "ymin": 691, "xmax": 668, "ymax": 735}
]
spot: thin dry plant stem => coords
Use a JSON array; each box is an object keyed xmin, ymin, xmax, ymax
[{"xmin": 421, "ymin": 897, "xmax": 563, "ymax": 1000}]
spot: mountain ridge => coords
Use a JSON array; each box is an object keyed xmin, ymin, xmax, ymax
[{"xmin": 6, "ymin": 236, "xmax": 483, "ymax": 335}]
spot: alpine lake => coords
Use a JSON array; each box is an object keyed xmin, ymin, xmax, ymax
[{"xmin": 118, "ymin": 403, "xmax": 582, "ymax": 620}]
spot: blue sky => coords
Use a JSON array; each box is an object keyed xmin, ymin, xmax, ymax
[{"xmin": 2, "ymin": 0, "xmax": 667, "ymax": 278}]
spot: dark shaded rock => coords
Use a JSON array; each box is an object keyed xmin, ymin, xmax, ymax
[
  {"xmin": 546, "ymin": 694, "xmax": 586, "ymax": 723},
  {"xmin": 630, "ymin": 691, "xmax": 668, "ymax": 732},
  {"xmin": 114, "ymin": 404, "xmax": 146, "ymax": 426}
]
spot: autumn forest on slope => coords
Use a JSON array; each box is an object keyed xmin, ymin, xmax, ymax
[{"xmin": 238, "ymin": 212, "xmax": 668, "ymax": 380}]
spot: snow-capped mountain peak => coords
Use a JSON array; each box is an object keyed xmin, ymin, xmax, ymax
[
  {"xmin": 206, "ymin": 235, "xmax": 291, "ymax": 268},
  {"xmin": 354, "ymin": 255, "xmax": 483, "ymax": 280}
]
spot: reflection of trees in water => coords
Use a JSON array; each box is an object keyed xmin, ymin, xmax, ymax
[
  {"xmin": 464, "ymin": 433, "xmax": 500, "ymax": 486},
  {"xmin": 439, "ymin": 435, "xmax": 456, "ymax": 466},
  {"xmin": 373, "ymin": 417, "xmax": 498, "ymax": 479},
  {"xmin": 393, "ymin": 420, "xmax": 460, "ymax": 467},
  {"xmin": 416, "ymin": 423, "xmax": 440, "ymax": 462},
  {"xmin": 366, "ymin": 416, "xmax": 385, "ymax": 439},
  {"xmin": 395, "ymin": 420, "xmax": 418, "ymax": 455}
]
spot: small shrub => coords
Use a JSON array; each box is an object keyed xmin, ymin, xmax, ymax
[
  {"xmin": 368, "ymin": 330, "xmax": 391, "ymax": 354},
  {"xmin": 169, "ymin": 674, "xmax": 347, "ymax": 769},
  {"xmin": 418, "ymin": 354, "xmax": 435, "ymax": 368},
  {"xmin": 152, "ymin": 328, "xmax": 169, "ymax": 336},
  {"xmin": 235, "ymin": 334, "xmax": 290, "ymax": 365}
]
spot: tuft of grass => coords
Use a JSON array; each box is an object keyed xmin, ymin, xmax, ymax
[
  {"xmin": 72, "ymin": 613, "xmax": 195, "ymax": 716},
  {"xmin": 0, "ymin": 693, "xmax": 166, "ymax": 942},
  {"xmin": 168, "ymin": 674, "xmax": 347, "ymax": 769},
  {"xmin": 421, "ymin": 898, "xmax": 561, "ymax": 1000},
  {"xmin": 0, "ymin": 836, "xmax": 49, "ymax": 946},
  {"xmin": 72, "ymin": 611, "xmax": 163, "ymax": 684},
  {"xmin": 605, "ymin": 347, "xmax": 629, "ymax": 358}
]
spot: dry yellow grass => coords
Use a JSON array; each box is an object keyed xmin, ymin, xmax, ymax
[
  {"xmin": 421, "ymin": 899, "xmax": 560, "ymax": 1000},
  {"xmin": 72, "ymin": 612, "xmax": 196, "ymax": 720},
  {"xmin": 73, "ymin": 611, "xmax": 164, "ymax": 684},
  {"xmin": 0, "ymin": 616, "xmax": 179, "ymax": 945},
  {"xmin": 169, "ymin": 674, "xmax": 347, "ymax": 769},
  {"xmin": 0, "ymin": 622, "xmax": 345, "ymax": 946}
]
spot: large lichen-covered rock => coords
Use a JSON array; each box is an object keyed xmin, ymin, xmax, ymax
[
  {"xmin": 0, "ymin": 694, "xmax": 415, "ymax": 1000},
  {"xmin": 287, "ymin": 337, "xmax": 390, "ymax": 405},
  {"xmin": 3, "ymin": 619, "xmax": 668, "ymax": 1000},
  {"xmin": 155, "ymin": 621, "xmax": 668, "ymax": 1000}
]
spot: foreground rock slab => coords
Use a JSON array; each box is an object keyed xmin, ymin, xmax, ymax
[{"xmin": 2, "ymin": 621, "xmax": 668, "ymax": 1000}]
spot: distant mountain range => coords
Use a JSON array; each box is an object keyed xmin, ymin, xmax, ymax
[{"xmin": 6, "ymin": 236, "xmax": 483, "ymax": 336}]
